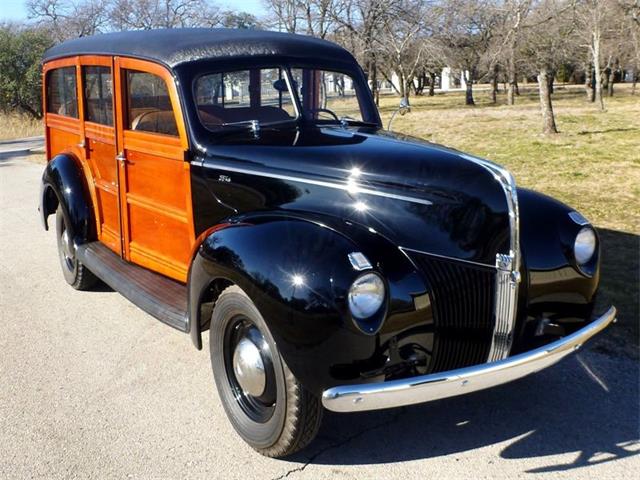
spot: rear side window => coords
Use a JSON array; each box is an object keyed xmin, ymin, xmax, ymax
[
  {"xmin": 83, "ymin": 66, "xmax": 113, "ymax": 126},
  {"xmin": 46, "ymin": 67, "xmax": 78, "ymax": 118},
  {"xmin": 125, "ymin": 70, "xmax": 178, "ymax": 136}
]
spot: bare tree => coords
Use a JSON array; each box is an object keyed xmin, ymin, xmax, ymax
[
  {"xmin": 576, "ymin": 0, "xmax": 626, "ymax": 109},
  {"xmin": 27, "ymin": 0, "xmax": 111, "ymax": 41},
  {"xmin": 377, "ymin": 0, "xmax": 431, "ymax": 100},
  {"xmin": 521, "ymin": 0, "xmax": 578, "ymax": 134},
  {"xmin": 439, "ymin": 0, "xmax": 501, "ymax": 105},
  {"xmin": 622, "ymin": 1, "xmax": 640, "ymax": 93},
  {"xmin": 263, "ymin": 0, "xmax": 300, "ymax": 32},
  {"xmin": 331, "ymin": 0, "xmax": 394, "ymax": 104},
  {"xmin": 301, "ymin": 0, "xmax": 338, "ymax": 38},
  {"xmin": 109, "ymin": 0, "xmax": 221, "ymax": 29},
  {"xmin": 502, "ymin": 0, "xmax": 533, "ymax": 105}
]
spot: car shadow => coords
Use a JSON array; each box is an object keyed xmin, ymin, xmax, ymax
[{"xmin": 593, "ymin": 228, "xmax": 639, "ymax": 359}]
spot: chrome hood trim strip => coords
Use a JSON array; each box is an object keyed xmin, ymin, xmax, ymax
[
  {"xmin": 193, "ymin": 160, "xmax": 433, "ymax": 206},
  {"xmin": 459, "ymin": 154, "xmax": 521, "ymax": 361}
]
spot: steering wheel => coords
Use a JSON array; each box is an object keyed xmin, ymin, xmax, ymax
[{"xmin": 308, "ymin": 108, "xmax": 340, "ymax": 122}]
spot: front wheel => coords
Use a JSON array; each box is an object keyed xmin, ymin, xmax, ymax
[
  {"xmin": 55, "ymin": 208, "xmax": 97, "ymax": 290},
  {"xmin": 209, "ymin": 286, "xmax": 323, "ymax": 457}
]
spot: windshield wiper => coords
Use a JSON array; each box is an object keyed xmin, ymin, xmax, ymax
[
  {"xmin": 341, "ymin": 119, "xmax": 379, "ymax": 128},
  {"xmin": 220, "ymin": 118, "xmax": 299, "ymax": 137},
  {"xmin": 310, "ymin": 117, "xmax": 378, "ymax": 129},
  {"xmin": 222, "ymin": 119, "xmax": 261, "ymax": 136}
]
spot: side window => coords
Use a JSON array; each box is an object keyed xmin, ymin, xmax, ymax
[
  {"xmin": 83, "ymin": 66, "xmax": 113, "ymax": 126},
  {"xmin": 46, "ymin": 67, "xmax": 78, "ymax": 118},
  {"xmin": 125, "ymin": 70, "xmax": 178, "ymax": 136}
]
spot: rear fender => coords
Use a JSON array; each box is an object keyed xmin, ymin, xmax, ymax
[{"xmin": 39, "ymin": 154, "xmax": 95, "ymax": 248}]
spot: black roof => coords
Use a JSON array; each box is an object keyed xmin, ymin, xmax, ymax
[{"xmin": 43, "ymin": 28, "xmax": 355, "ymax": 68}]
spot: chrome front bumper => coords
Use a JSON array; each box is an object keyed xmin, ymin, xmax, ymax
[{"xmin": 322, "ymin": 306, "xmax": 616, "ymax": 413}]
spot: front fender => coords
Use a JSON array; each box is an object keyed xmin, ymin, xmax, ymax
[
  {"xmin": 188, "ymin": 213, "xmax": 430, "ymax": 394},
  {"xmin": 39, "ymin": 154, "xmax": 95, "ymax": 247},
  {"xmin": 513, "ymin": 188, "xmax": 600, "ymax": 353}
]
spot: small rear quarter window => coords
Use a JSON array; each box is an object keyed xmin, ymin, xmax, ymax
[
  {"xmin": 46, "ymin": 67, "xmax": 78, "ymax": 118},
  {"xmin": 83, "ymin": 66, "xmax": 113, "ymax": 126}
]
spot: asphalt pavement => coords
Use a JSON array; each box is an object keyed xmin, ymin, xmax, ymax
[{"xmin": 1, "ymin": 155, "xmax": 638, "ymax": 479}]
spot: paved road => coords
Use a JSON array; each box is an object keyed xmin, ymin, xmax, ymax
[
  {"xmin": 0, "ymin": 136, "xmax": 44, "ymax": 159},
  {"xmin": 1, "ymin": 157, "xmax": 638, "ymax": 479}
]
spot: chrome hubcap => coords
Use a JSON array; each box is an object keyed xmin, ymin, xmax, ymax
[
  {"xmin": 232, "ymin": 337, "xmax": 266, "ymax": 397},
  {"xmin": 61, "ymin": 229, "xmax": 74, "ymax": 261}
]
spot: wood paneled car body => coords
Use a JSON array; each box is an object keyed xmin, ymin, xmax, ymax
[{"xmin": 39, "ymin": 29, "xmax": 616, "ymax": 457}]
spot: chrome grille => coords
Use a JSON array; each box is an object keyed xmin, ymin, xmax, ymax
[
  {"xmin": 488, "ymin": 254, "xmax": 520, "ymax": 361},
  {"xmin": 408, "ymin": 252, "xmax": 496, "ymax": 372}
]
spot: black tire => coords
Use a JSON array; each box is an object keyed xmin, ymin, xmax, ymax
[
  {"xmin": 55, "ymin": 208, "xmax": 98, "ymax": 290},
  {"xmin": 209, "ymin": 285, "xmax": 323, "ymax": 458}
]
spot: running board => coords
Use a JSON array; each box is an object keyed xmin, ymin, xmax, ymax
[{"xmin": 76, "ymin": 242, "xmax": 189, "ymax": 332}]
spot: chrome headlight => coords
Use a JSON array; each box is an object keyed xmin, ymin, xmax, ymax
[
  {"xmin": 574, "ymin": 227, "xmax": 596, "ymax": 265},
  {"xmin": 348, "ymin": 273, "xmax": 385, "ymax": 319}
]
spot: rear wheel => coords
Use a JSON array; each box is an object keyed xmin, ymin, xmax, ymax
[
  {"xmin": 209, "ymin": 285, "xmax": 323, "ymax": 458},
  {"xmin": 55, "ymin": 208, "xmax": 97, "ymax": 290}
]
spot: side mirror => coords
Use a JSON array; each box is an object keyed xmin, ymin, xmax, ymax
[{"xmin": 387, "ymin": 97, "xmax": 411, "ymax": 131}]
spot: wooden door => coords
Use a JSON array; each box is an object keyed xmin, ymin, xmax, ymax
[
  {"xmin": 113, "ymin": 57, "xmax": 195, "ymax": 282},
  {"xmin": 79, "ymin": 56, "xmax": 121, "ymax": 254}
]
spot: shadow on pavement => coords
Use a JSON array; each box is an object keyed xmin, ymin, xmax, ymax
[{"xmin": 594, "ymin": 228, "xmax": 639, "ymax": 359}]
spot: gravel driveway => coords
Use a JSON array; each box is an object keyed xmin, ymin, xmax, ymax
[{"xmin": 1, "ymin": 155, "xmax": 638, "ymax": 479}]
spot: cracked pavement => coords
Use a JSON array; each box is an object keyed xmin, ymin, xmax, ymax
[{"xmin": 1, "ymin": 157, "xmax": 638, "ymax": 479}]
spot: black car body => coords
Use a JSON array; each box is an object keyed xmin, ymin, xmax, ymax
[{"xmin": 39, "ymin": 29, "xmax": 615, "ymax": 457}]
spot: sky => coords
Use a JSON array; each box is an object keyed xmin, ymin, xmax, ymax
[{"xmin": 0, "ymin": 0, "xmax": 267, "ymax": 23}]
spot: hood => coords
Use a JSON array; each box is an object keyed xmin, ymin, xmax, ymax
[{"xmin": 194, "ymin": 126, "xmax": 512, "ymax": 266}]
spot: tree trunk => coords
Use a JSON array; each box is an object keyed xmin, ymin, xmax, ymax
[
  {"xmin": 464, "ymin": 70, "xmax": 475, "ymax": 106},
  {"xmin": 607, "ymin": 58, "xmax": 618, "ymax": 97},
  {"xmin": 537, "ymin": 68, "xmax": 558, "ymax": 134},
  {"xmin": 547, "ymin": 70, "xmax": 555, "ymax": 95},
  {"xmin": 585, "ymin": 63, "xmax": 595, "ymax": 102},
  {"xmin": 592, "ymin": 33, "xmax": 605, "ymax": 111},
  {"xmin": 399, "ymin": 74, "xmax": 406, "ymax": 100},
  {"xmin": 428, "ymin": 71, "xmax": 436, "ymax": 96},
  {"xmin": 507, "ymin": 82, "xmax": 515, "ymax": 105},
  {"xmin": 370, "ymin": 60, "xmax": 379, "ymax": 106},
  {"xmin": 607, "ymin": 70, "xmax": 614, "ymax": 97},
  {"xmin": 507, "ymin": 50, "xmax": 516, "ymax": 105},
  {"xmin": 490, "ymin": 65, "xmax": 499, "ymax": 104},
  {"xmin": 632, "ymin": 69, "xmax": 637, "ymax": 95}
]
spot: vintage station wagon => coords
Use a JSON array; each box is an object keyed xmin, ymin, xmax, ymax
[{"xmin": 39, "ymin": 29, "xmax": 616, "ymax": 457}]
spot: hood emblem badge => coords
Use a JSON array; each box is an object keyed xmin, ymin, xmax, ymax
[{"xmin": 348, "ymin": 252, "xmax": 372, "ymax": 271}]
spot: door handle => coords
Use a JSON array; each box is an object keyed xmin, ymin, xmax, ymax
[
  {"xmin": 116, "ymin": 152, "xmax": 127, "ymax": 165},
  {"xmin": 77, "ymin": 140, "xmax": 86, "ymax": 149}
]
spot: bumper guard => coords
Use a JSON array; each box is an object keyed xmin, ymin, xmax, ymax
[{"xmin": 322, "ymin": 306, "xmax": 616, "ymax": 413}]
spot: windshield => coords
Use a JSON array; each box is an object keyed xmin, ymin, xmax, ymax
[
  {"xmin": 194, "ymin": 67, "xmax": 298, "ymax": 131},
  {"xmin": 194, "ymin": 65, "xmax": 376, "ymax": 132},
  {"xmin": 289, "ymin": 68, "xmax": 370, "ymax": 124}
]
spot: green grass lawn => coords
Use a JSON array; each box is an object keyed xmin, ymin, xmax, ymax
[{"xmin": 379, "ymin": 84, "xmax": 639, "ymax": 357}]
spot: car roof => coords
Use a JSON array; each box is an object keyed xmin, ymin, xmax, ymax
[{"xmin": 42, "ymin": 28, "xmax": 356, "ymax": 68}]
